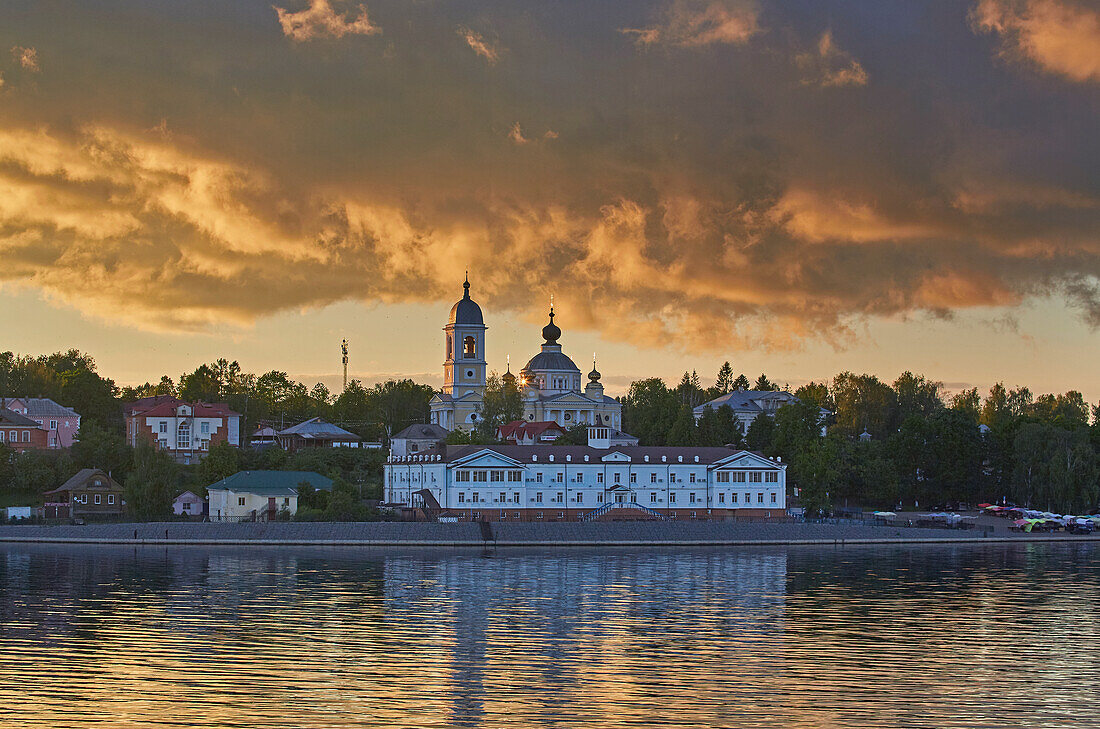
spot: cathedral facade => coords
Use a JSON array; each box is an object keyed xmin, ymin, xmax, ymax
[{"xmin": 429, "ymin": 280, "xmax": 623, "ymax": 432}]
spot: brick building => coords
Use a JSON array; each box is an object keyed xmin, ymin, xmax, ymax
[
  {"xmin": 1, "ymin": 397, "xmax": 81, "ymax": 448},
  {"xmin": 124, "ymin": 397, "xmax": 241, "ymax": 464},
  {"xmin": 0, "ymin": 407, "xmax": 51, "ymax": 452}
]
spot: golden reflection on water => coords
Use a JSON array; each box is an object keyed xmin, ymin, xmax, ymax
[{"xmin": 0, "ymin": 544, "xmax": 1098, "ymax": 728}]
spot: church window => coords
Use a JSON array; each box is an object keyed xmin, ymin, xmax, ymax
[
  {"xmin": 564, "ymin": 413, "xmax": 571, "ymax": 421},
  {"xmin": 447, "ymin": 336, "xmax": 452, "ymax": 360},
  {"xmin": 463, "ymin": 336, "xmax": 476, "ymax": 358}
]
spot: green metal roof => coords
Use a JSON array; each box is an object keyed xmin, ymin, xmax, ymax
[{"xmin": 206, "ymin": 470, "xmax": 333, "ymax": 496}]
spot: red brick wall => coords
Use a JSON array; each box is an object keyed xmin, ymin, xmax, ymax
[{"xmin": 1, "ymin": 426, "xmax": 49, "ymax": 452}]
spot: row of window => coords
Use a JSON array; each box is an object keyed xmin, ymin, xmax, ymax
[
  {"xmin": 0, "ymin": 430, "xmax": 33, "ymax": 443},
  {"xmin": 454, "ymin": 470, "xmax": 524, "ymax": 482},
  {"xmin": 394, "ymin": 470, "xmax": 780, "ymax": 485},
  {"xmin": 447, "ymin": 490, "xmax": 780, "ymax": 505},
  {"xmin": 73, "ymin": 493, "xmax": 115, "ymax": 505}
]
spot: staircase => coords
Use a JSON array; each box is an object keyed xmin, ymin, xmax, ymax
[{"xmin": 579, "ymin": 501, "xmax": 668, "ymax": 522}]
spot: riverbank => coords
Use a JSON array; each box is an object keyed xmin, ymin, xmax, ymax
[{"xmin": 0, "ymin": 521, "xmax": 1097, "ymax": 547}]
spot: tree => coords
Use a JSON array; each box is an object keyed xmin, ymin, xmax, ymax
[
  {"xmin": 666, "ymin": 406, "xmax": 698, "ymax": 446},
  {"xmin": 623, "ymin": 378, "xmax": 679, "ymax": 445},
  {"xmin": 715, "ymin": 362, "xmax": 734, "ymax": 395},
  {"xmin": 753, "ymin": 374, "xmax": 777, "ymax": 391},
  {"xmin": 196, "ymin": 441, "xmax": 240, "ymax": 490},
  {"xmin": 745, "ymin": 415, "xmax": 776, "ymax": 454},
  {"xmin": 126, "ymin": 443, "xmax": 176, "ymax": 520},
  {"xmin": 794, "ymin": 381, "xmax": 832, "ymax": 410},
  {"xmin": 790, "ymin": 438, "xmax": 838, "ymax": 516},
  {"xmin": 892, "ymin": 372, "xmax": 943, "ymax": 426},
  {"xmin": 772, "ymin": 400, "xmax": 824, "ymax": 460},
  {"xmin": 951, "ymin": 388, "xmax": 981, "ymax": 422},
  {"xmin": 478, "ymin": 372, "xmax": 523, "ymax": 436},
  {"xmin": 732, "ymin": 374, "xmax": 751, "ymax": 391},
  {"xmin": 831, "ymin": 372, "xmax": 896, "ymax": 438},
  {"xmin": 179, "ymin": 364, "xmax": 222, "ymax": 402},
  {"xmin": 71, "ymin": 422, "xmax": 132, "ymax": 484}
]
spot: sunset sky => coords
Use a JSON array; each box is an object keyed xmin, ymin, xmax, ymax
[{"xmin": 1, "ymin": 0, "xmax": 1098, "ymax": 400}]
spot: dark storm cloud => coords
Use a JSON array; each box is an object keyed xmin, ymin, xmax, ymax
[{"xmin": 0, "ymin": 0, "xmax": 1096, "ymax": 349}]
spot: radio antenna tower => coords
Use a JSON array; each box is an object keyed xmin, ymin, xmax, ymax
[{"xmin": 341, "ymin": 338, "xmax": 349, "ymax": 391}]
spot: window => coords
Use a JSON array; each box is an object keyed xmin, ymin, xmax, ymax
[
  {"xmin": 463, "ymin": 336, "xmax": 476, "ymax": 358},
  {"xmin": 459, "ymin": 493, "xmax": 466, "ymax": 503},
  {"xmin": 557, "ymin": 512, "xmax": 564, "ymax": 519},
  {"xmin": 555, "ymin": 472, "xmax": 563, "ymax": 483},
  {"xmin": 630, "ymin": 473, "xmax": 637, "ymax": 483},
  {"xmin": 182, "ymin": 501, "xmax": 190, "ymax": 511},
  {"xmin": 717, "ymin": 472, "xmax": 730, "ymax": 483},
  {"xmin": 771, "ymin": 493, "xmax": 777, "ymax": 503},
  {"xmin": 733, "ymin": 472, "xmax": 747, "ymax": 483},
  {"xmin": 108, "ymin": 495, "xmax": 115, "ymax": 505},
  {"xmin": 577, "ymin": 492, "xmax": 583, "ymax": 504},
  {"xmin": 650, "ymin": 473, "xmax": 657, "ymax": 483},
  {"xmin": 201, "ymin": 422, "xmax": 210, "ymax": 435},
  {"xmin": 500, "ymin": 492, "xmax": 506, "ymax": 502},
  {"xmin": 447, "ymin": 336, "xmax": 453, "ymax": 360},
  {"xmin": 576, "ymin": 473, "xmax": 584, "ymax": 483},
  {"xmin": 689, "ymin": 473, "xmax": 696, "ymax": 483},
  {"xmin": 514, "ymin": 512, "xmax": 521, "ymax": 518},
  {"xmin": 631, "ymin": 493, "xmax": 637, "ymax": 503},
  {"xmin": 732, "ymin": 493, "xmax": 738, "ymax": 503},
  {"xmin": 758, "ymin": 493, "xmax": 764, "ymax": 504},
  {"xmin": 491, "ymin": 471, "xmax": 504, "ymax": 482},
  {"xmin": 536, "ymin": 473, "xmax": 543, "ymax": 483},
  {"xmin": 513, "ymin": 492, "xmax": 520, "ymax": 503},
  {"xmin": 597, "ymin": 493, "xmax": 603, "ymax": 503},
  {"xmin": 613, "ymin": 473, "xmax": 621, "ymax": 484},
  {"xmin": 95, "ymin": 494, "xmax": 101, "ymax": 505},
  {"xmin": 509, "ymin": 471, "xmax": 522, "ymax": 482},
  {"xmin": 669, "ymin": 493, "xmax": 676, "ymax": 503},
  {"xmin": 284, "ymin": 497, "xmax": 290, "ymax": 506},
  {"xmin": 49, "ymin": 420, "xmax": 57, "ymax": 430},
  {"xmin": 474, "ymin": 471, "xmax": 487, "ymax": 482},
  {"xmin": 689, "ymin": 493, "xmax": 696, "ymax": 503},
  {"xmin": 177, "ymin": 422, "xmax": 191, "ymax": 449},
  {"xmin": 650, "ymin": 493, "xmax": 657, "ymax": 503},
  {"xmin": 750, "ymin": 472, "xmax": 763, "ymax": 483},
  {"xmin": 0, "ymin": 432, "xmax": 5, "ymax": 443},
  {"xmin": 22, "ymin": 431, "xmax": 30, "ymax": 442},
  {"xmin": 766, "ymin": 472, "xmax": 779, "ymax": 483},
  {"xmin": 238, "ymin": 497, "xmax": 246, "ymax": 506},
  {"xmin": 669, "ymin": 473, "xmax": 676, "ymax": 483},
  {"xmin": 597, "ymin": 473, "xmax": 604, "ymax": 484},
  {"xmin": 718, "ymin": 493, "xmax": 725, "ymax": 503},
  {"xmin": 536, "ymin": 492, "xmax": 543, "ymax": 503},
  {"xmin": 159, "ymin": 422, "xmax": 168, "ymax": 434},
  {"xmin": 456, "ymin": 471, "xmax": 470, "ymax": 482}
]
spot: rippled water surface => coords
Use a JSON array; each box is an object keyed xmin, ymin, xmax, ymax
[{"xmin": 1, "ymin": 543, "xmax": 1099, "ymax": 728}]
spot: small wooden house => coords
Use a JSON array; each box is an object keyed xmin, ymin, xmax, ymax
[{"xmin": 43, "ymin": 469, "xmax": 125, "ymax": 519}]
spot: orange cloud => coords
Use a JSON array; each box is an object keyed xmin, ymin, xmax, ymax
[
  {"xmin": 457, "ymin": 26, "xmax": 501, "ymax": 64},
  {"xmin": 796, "ymin": 31, "xmax": 868, "ymax": 87},
  {"xmin": 971, "ymin": 0, "xmax": 1100, "ymax": 82},
  {"xmin": 11, "ymin": 46, "xmax": 39, "ymax": 72},
  {"xmin": 274, "ymin": 0, "xmax": 379, "ymax": 42},
  {"xmin": 621, "ymin": 0, "xmax": 759, "ymax": 48}
]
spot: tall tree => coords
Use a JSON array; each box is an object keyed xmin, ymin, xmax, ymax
[
  {"xmin": 623, "ymin": 378, "xmax": 679, "ymax": 446},
  {"xmin": 715, "ymin": 361, "xmax": 734, "ymax": 395}
]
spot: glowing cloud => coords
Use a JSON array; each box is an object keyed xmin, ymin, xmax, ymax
[
  {"xmin": 796, "ymin": 31, "xmax": 868, "ymax": 87},
  {"xmin": 274, "ymin": 0, "xmax": 379, "ymax": 42},
  {"xmin": 457, "ymin": 26, "xmax": 501, "ymax": 64},
  {"xmin": 621, "ymin": 0, "xmax": 759, "ymax": 48},
  {"xmin": 971, "ymin": 0, "xmax": 1100, "ymax": 82},
  {"xmin": 11, "ymin": 46, "xmax": 39, "ymax": 71}
]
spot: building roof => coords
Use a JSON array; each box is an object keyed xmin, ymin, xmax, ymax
[
  {"xmin": 448, "ymin": 278, "xmax": 485, "ymax": 327},
  {"xmin": 437, "ymin": 444, "xmax": 780, "ymax": 466},
  {"xmin": 693, "ymin": 390, "xmax": 799, "ymax": 415},
  {"xmin": 392, "ymin": 423, "xmax": 449, "ymax": 440},
  {"xmin": 123, "ymin": 395, "xmax": 183, "ymax": 417},
  {"xmin": 206, "ymin": 470, "xmax": 334, "ymax": 496},
  {"xmin": 127, "ymin": 398, "xmax": 240, "ymax": 419},
  {"xmin": 278, "ymin": 417, "xmax": 361, "ymax": 440},
  {"xmin": 173, "ymin": 490, "xmax": 204, "ymax": 502},
  {"xmin": 0, "ymin": 407, "xmax": 42, "ymax": 427},
  {"xmin": 522, "ymin": 348, "xmax": 581, "ymax": 374},
  {"xmin": 497, "ymin": 421, "xmax": 566, "ymax": 441},
  {"xmin": 44, "ymin": 468, "xmax": 122, "ymax": 495},
  {"xmin": 3, "ymin": 397, "xmax": 80, "ymax": 418}
]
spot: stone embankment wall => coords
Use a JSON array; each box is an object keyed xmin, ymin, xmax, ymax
[{"xmin": 0, "ymin": 521, "xmax": 1093, "ymax": 546}]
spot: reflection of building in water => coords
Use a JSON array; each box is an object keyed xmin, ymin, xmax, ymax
[{"xmin": 379, "ymin": 550, "xmax": 788, "ymax": 726}]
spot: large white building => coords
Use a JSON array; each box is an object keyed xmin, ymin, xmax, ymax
[
  {"xmin": 429, "ymin": 279, "xmax": 623, "ymax": 432},
  {"xmin": 384, "ymin": 427, "xmax": 786, "ymax": 522}
]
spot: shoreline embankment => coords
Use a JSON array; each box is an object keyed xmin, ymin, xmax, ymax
[{"xmin": 0, "ymin": 521, "xmax": 1096, "ymax": 548}]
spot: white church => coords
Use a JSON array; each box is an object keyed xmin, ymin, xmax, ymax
[{"xmin": 429, "ymin": 278, "xmax": 623, "ymax": 433}]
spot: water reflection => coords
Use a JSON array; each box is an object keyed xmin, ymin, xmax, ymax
[{"xmin": 0, "ymin": 544, "xmax": 1096, "ymax": 728}]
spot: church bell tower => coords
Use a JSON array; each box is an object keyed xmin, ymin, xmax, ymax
[{"xmin": 443, "ymin": 275, "xmax": 488, "ymax": 397}]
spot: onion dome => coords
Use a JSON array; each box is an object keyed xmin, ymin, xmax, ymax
[
  {"xmin": 502, "ymin": 358, "xmax": 517, "ymax": 386},
  {"xmin": 541, "ymin": 307, "xmax": 561, "ymax": 344},
  {"xmin": 589, "ymin": 355, "xmax": 601, "ymax": 382},
  {"xmin": 448, "ymin": 274, "xmax": 484, "ymax": 326}
]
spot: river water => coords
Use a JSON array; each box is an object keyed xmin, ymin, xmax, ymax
[{"xmin": 0, "ymin": 543, "xmax": 1097, "ymax": 728}]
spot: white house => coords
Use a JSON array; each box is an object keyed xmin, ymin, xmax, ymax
[
  {"xmin": 207, "ymin": 471, "xmax": 333, "ymax": 521},
  {"xmin": 384, "ymin": 426, "xmax": 786, "ymax": 521}
]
